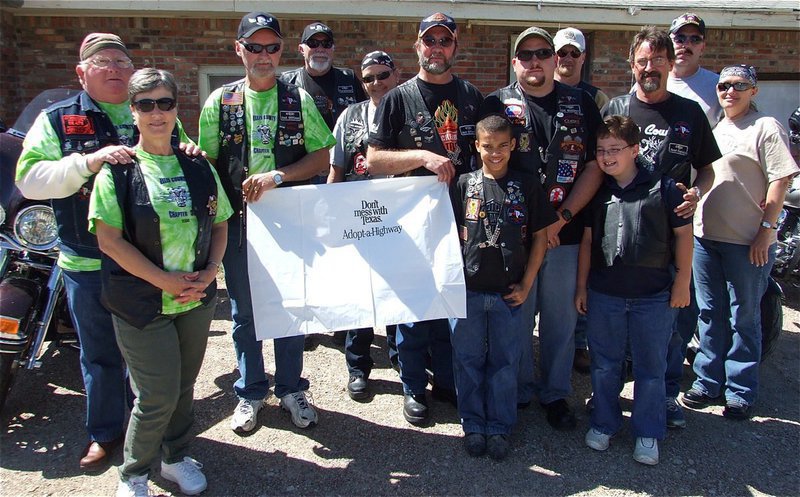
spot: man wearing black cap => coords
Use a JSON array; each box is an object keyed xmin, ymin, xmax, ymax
[
  {"xmin": 481, "ymin": 26, "xmax": 604, "ymax": 432},
  {"xmin": 280, "ymin": 22, "xmax": 367, "ymax": 133},
  {"xmin": 15, "ymin": 32, "xmax": 195, "ymax": 472},
  {"xmin": 367, "ymin": 12, "xmax": 482, "ymax": 424},
  {"xmin": 603, "ymin": 26, "xmax": 719, "ymax": 430},
  {"xmin": 198, "ymin": 12, "xmax": 335, "ymax": 433},
  {"xmin": 328, "ymin": 51, "xmax": 400, "ymax": 400}
]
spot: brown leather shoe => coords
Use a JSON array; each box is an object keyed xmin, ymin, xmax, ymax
[{"xmin": 79, "ymin": 437, "xmax": 123, "ymax": 471}]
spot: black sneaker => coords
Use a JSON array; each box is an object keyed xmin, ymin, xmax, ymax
[
  {"xmin": 541, "ymin": 399, "xmax": 577, "ymax": 431},
  {"xmin": 487, "ymin": 434, "xmax": 510, "ymax": 461},
  {"xmin": 463, "ymin": 433, "xmax": 486, "ymax": 457},
  {"xmin": 723, "ymin": 399, "xmax": 752, "ymax": 420},
  {"xmin": 347, "ymin": 376, "xmax": 369, "ymax": 401},
  {"xmin": 681, "ymin": 388, "xmax": 717, "ymax": 409}
]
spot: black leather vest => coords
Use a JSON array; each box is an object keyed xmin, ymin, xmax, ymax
[
  {"xmin": 100, "ymin": 148, "xmax": 218, "ymax": 329},
  {"xmin": 279, "ymin": 67, "xmax": 360, "ymax": 130},
  {"xmin": 338, "ymin": 101, "xmax": 372, "ymax": 180},
  {"xmin": 215, "ymin": 79, "xmax": 307, "ymax": 214},
  {"xmin": 589, "ymin": 173, "xmax": 672, "ymax": 270},
  {"xmin": 492, "ymin": 82, "xmax": 587, "ymax": 209},
  {"xmin": 395, "ymin": 76, "xmax": 480, "ymax": 177},
  {"xmin": 460, "ymin": 169, "xmax": 531, "ymax": 279}
]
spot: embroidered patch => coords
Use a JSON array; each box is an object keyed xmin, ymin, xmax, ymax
[
  {"xmin": 62, "ymin": 115, "xmax": 94, "ymax": 135},
  {"xmin": 279, "ymin": 110, "xmax": 302, "ymax": 122},
  {"xmin": 517, "ymin": 133, "xmax": 531, "ymax": 153},
  {"xmin": 668, "ymin": 143, "xmax": 689, "ymax": 156},
  {"xmin": 465, "ymin": 198, "xmax": 481, "ymax": 221},
  {"xmin": 460, "ymin": 225, "xmax": 468, "ymax": 241},
  {"xmin": 207, "ymin": 195, "xmax": 218, "ymax": 216},
  {"xmin": 222, "ymin": 91, "xmax": 243, "ymax": 105},
  {"xmin": 673, "ymin": 121, "xmax": 691, "ymax": 138},
  {"xmin": 507, "ymin": 205, "xmax": 526, "ymax": 224},
  {"xmin": 556, "ymin": 159, "xmax": 579, "ymax": 183},
  {"xmin": 353, "ymin": 152, "xmax": 368, "ymax": 175},
  {"xmin": 548, "ymin": 185, "xmax": 565, "ymax": 206}
]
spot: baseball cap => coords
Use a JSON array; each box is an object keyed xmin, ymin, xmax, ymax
[
  {"xmin": 361, "ymin": 51, "xmax": 395, "ymax": 70},
  {"xmin": 301, "ymin": 22, "xmax": 334, "ymax": 44},
  {"xmin": 418, "ymin": 12, "xmax": 457, "ymax": 38},
  {"xmin": 237, "ymin": 12, "xmax": 282, "ymax": 40},
  {"xmin": 79, "ymin": 33, "xmax": 130, "ymax": 61},
  {"xmin": 513, "ymin": 27, "xmax": 554, "ymax": 54},
  {"xmin": 554, "ymin": 27, "xmax": 586, "ymax": 53},
  {"xmin": 669, "ymin": 13, "xmax": 706, "ymax": 36}
]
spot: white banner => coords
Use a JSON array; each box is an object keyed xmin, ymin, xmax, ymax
[{"xmin": 246, "ymin": 176, "xmax": 466, "ymax": 340}]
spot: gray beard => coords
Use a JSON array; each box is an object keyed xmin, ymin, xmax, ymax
[
  {"xmin": 640, "ymin": 77, "xmax": 660, "ymax": 93},
  {"xmin": 308, "ymin": 58, "xmax": 331, "ymax": 73},
  {"xmin": 419, "ymin": 56, "xmax": 452, "ymax": 75}
]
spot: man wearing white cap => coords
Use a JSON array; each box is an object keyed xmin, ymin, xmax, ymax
[{"xmin": 553, "ymin": 27, "xmax": 609, "ymax": 110}]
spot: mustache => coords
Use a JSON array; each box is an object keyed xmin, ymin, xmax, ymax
[
  {"xmin": 641, "ymin": 71, "xmax": 662, "ymax": 79},
  {"xmin": 676, "ymin": 48, "xmax": 694, "ymax": 56}
]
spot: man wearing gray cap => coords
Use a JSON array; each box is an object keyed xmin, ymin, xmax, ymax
[
  {"xmin": 481, "ymin": 26, "xmax": 604, "ymax": 432},
  {"xmin": 368, "ymin": 12, "xmax": 482, "ymax": 425},
  {"xmin": 16, "ymin": 32, "xmax": 193, "ymax": 472},
  {"xmin": 328, "ymin": 51, "xmax": 400, "ymax": 400},
  {"xmin": 198, "ymin": 12, "xmax": 335, "ymax": 434},
  {"xmin": 280, "ymin": 21, "xmax": 367, "ymax": 133},
  {"xmin": 553, "ymin": 27, "xmax": 609, "ymax": 110}
]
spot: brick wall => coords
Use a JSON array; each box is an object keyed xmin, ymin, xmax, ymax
[{"xmin": 1, "ymin": 14, "xmax": 797, "ymax": 138}]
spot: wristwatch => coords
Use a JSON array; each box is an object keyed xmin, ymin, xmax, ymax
[
  {"xmin": 273, "ymin": 171, "xmax": 285, "ymax": 186},
  {"xmin": 559, "ymin": 208, "xmax": 573, "ymax": 223},
  {"xmin": 760, "ymin": 220, "xmax": 777, "ymax": 230}
]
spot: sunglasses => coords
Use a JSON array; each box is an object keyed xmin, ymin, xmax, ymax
[
  {"xmin": 421, "ymin": 36, "xmax": 455, "ymax": 48},
  {"xmin": 515, "ymin": 48, "xmax": 555, "ymax": 62},
  {"xmin": 132, "ymin": 98, "xmax": 176, "ymax": 112},
  {"xmin": 239, "ymin": 41, "xmax": 281, "ymax": 54},
  {"xmin": 557, "ymin": 49, "xmax": 582, "ymax": 59},
  {"xmin": 672, "ymin": 33, "xmax": 704, "ymax": 45},
  {"xmin": 362, "ymin": 71, "xmax": 392, "ymax": 84},
  {"xmin": 716, "ymin": 81, "xmax": 754, "ymax": 92},
  {"xmin": 305, "ymin": 38, "xmax": 334, "ymax": 49}
]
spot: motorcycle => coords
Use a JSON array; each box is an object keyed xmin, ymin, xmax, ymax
[{"xmin": 0, "ymin": 89, "xmax": 79, "ymax": 411}]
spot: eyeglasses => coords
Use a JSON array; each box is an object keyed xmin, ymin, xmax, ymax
[
  {"xmin": 515, "ymin": 48, "xmax": 555, "ymax": 62},
  {"xmin": 557, "ymin": 49, "xmax": 582, "ymax": 59},
  {"xmin": 634, "ymin": 56, "xmax": 668, "ymax": 68},
  {"xmin": 239, "ymin": 41, "xmax": 281, "ymax": 54},
  {"xmin": 595, "ymin": 145, "xmax": 633, "ymax": 157},
  {"xmin": 362, "ymin": 71, "xmax": 392, "ymax": 84},
  {"xmin": 132, "ymin": 98, "xmax": 176, "ymax": 112},
  {"xmin": 672, "ymin": 34, "xmax": 704, "ymax": 45},
  {"xmin": 86, "ymin": 57, "xmax": 133, "ymax": 69},
  {"xmin": 305, "ymin": 38, "xmax": 334, "ymax": 49},
  {"xmin": 421, "ymin": 36, "xmax": 455, "ymax": 49},
  {"xmin": 716, "ymin": 81, "xmax": 754, "ymax": 92}
]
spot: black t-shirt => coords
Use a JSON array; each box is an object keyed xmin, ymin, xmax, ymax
[
  {"xmin": 582, "ymin": 166, "xmax": 691, "ymax": 297},
  {"xmin": 626, "ymin": 94, "xmax": 720, "ymax": 186},
  {"xmin": 309, "ymin": 69, "xmax": 368, "ymax": 125},
  {"xmin": 480, "ymin": 86, "xmax": 602, "ymax": 246},
  {"xmin": 452, "ymin": 171, "xmax": 557, "ymax": 294}
]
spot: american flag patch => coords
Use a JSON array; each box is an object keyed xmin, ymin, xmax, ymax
[
  {"xmin": 222, "ymin": 91, "xmax": 243, "ymax": 105},
  {"xmin": 556, "ymin": 159, "xmax": 578, "ymax": 183}
]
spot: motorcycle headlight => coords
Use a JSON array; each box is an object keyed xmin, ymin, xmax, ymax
[{"xmin": 13, "ymin": 205, "xmax": 58, "ymax": 251}]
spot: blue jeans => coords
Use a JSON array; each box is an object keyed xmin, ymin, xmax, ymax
[
  {"xmin": 664, "ymin": 278, "xmax": 699, "ymax": 398},
  {"xmin": 224, "ymin": 223, "xmax": 308, "ymax": 400},
  {"xmin": 396, "ymin": 319, "xmax": 453, "ymax": 395},
  {"xmin": 345, "ymin": 324, "xmax": 397, "ymax": 377},
  {"xmin": 691, "ymin": 237, "xmax": 775, "ymax": 406},
  {"xmin": 63, "ymin": 269, "xmax": 127, "ymax": 443},
  {"xmin": 587, "ymin": 289, "xmax": 674, "ymax": 440},
  {"xmin": 518, "ymin": 244, "xmax": 579, "ymax": 404},
  {"xmin": 450, "ymin": 291, "xmax": 522, "ymax": 435}
]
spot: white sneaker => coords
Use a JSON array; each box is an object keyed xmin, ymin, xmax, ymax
[
  {"xmin": 116, "ymin": 474, "xmax": 151, "ymax": 497},
  {"xmin": 633, "ymin": 437, "xmax": 659, "ymax": 465},
  {"xmin": 585, "ymin": 428, "xmax": 611, "ymax": 451},
  {"xmin": 279, "ymin": 390, "xmax": 318, "ymax": 428},
  {"xmin": 230, "ymin": 398, "xmax": 263, "ymax": 433},
  {"xmin": 161, "ymin": 457, "xmax": 207, "ymax": 495}
]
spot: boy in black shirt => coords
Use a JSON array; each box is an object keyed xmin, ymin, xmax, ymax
[{"xmin": 450, "ymin": 114, "xmax": 556, "ymax": 460}]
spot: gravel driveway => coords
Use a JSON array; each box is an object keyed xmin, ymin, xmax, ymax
[{"xmin": 1, "ymin": 278, "xmax": 798, "ymax": 497}]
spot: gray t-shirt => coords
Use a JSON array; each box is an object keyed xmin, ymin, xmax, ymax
[{"xmin": 668, "ymin": 67, "xmax": 723, "ymax": 126}]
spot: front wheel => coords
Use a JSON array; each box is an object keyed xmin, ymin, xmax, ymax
[{"xmin": 0, "ymin": 353, "xmax": 20, "ymax": 412}]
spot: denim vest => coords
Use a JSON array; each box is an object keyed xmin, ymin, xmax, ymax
[{"xmin": 100, "ymin": 148, "xmax": 218, "ymax": 329}]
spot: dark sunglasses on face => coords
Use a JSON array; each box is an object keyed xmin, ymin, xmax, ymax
[
  {"xmin": 421, "ymin": 36, "xmax": 455, "ymax": 48},
  {"xmin": 240, "ymin": 41, "xmax": 281, "ymax": 54},
  {"xmin": 305, "ymin": 38, "xmax": 334, "ymax": 49},
  {"xmin": 716, "ymin": 81, "xmax": 754, "ymax": 92},
  {"xmin": 132, "ymin": 98, "xmax": 176, "ymax": 112},
  {"xmin": 515, "ymin": 48, "xmax": 555, "ymax": 62},
  {"xmin": 672, "ymin": 34, "xmax": 704, "ymax": 45},
  {"xmin": 362, "ymin": 71, "xmax": 392, "ymax": 84},
  {"xmin": 557, "ymin": 49, "xmax": 582, "ymax": 58}
]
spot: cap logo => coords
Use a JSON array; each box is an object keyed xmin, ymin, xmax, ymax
[
  {"xmin": 251, "ymin": 15, "xmax": 273, "ymax": 26},
  {"xmin": 310, "ymin": 24, "xmax": 325, "ymax": 31},
  {"xmin": 427, "ymin": 13, "xmax": 448, "ymax": 22},
  {"xmin": 565, "ymin": 32, "xmax": 576, "ymax": 41}
]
